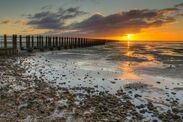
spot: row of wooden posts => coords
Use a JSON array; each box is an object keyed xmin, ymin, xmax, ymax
[{"xmin": 0, "ymin": 34, "xmax": 106, "ymax": 55}]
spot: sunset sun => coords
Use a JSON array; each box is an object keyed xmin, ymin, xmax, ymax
[{"xmin": 127, "ymin": 34, "xmax": 134, "ymax": 39}]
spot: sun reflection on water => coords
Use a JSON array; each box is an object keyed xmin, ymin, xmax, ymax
[
  {"xmin": 117, "ymin": 41, "xmax": 162, "ymax": 81},
  {"xmin": 118, "ymin": 41, "xmax": 142, "ymax": 81}
]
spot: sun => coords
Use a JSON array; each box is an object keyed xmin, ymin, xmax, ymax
[
  {"xmin": 119, "ymin": 33, "xmax": 135, "ymax": 41},
  {"xmin": 127, "ymin": 34, "xmax": 134, "ymax": 39}
]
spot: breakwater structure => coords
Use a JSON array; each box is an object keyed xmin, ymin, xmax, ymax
[{"xmin": 0, "ymin": 35, "xmax": 107, "ymax": 56}]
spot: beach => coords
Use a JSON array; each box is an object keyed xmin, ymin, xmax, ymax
[{"xmin": 0, "ymin": 41, "xmax": 183, "ymax": 122}]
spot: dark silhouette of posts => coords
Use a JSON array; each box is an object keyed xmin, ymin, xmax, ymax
[{"xmin": 1, "ymin": 34, "xmax": 107, "ymax": 56}]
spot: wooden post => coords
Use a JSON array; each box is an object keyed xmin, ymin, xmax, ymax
[
  {"xmin": 38, "ymin": 36, "xmax": 40, "ymax": 49},
  {"xmin": 57, "ymin": 37, "xmax": 61, "ymax": 50},
  {"xmin": 26, "ymin": 35, "xmax": 31, "ymax": 51},
  {"xmin": 81, "ymin": 38, "xmax": 83, "ymax": 47},
  {"xmin": 4, "ymin": 35, "xmax": 7, "ymax": 48},
  {"xmin": 13, "ymin": 35, "xmax": 17, "ymax": 49},
  {"xmin": 36, "ymin": 36, "xmax": 39, "ymax": 49},
  {"xmin": 56, "ymin": 37, "xmax": 58, "ymax": 48},
  {"xmin": 64, "ymin": 37, "xmax": 67, "ymax": 49},
  {"xmin": 67, "ymin": 37, "xmax": 70, "ymax": 49},
  {"xmin": 84, "ymin": 38, "xmax": 87, "ymax": 47},
  {"xmin": 39, "ymin": 36, "xmax": 41, "ymax": 49},
  {"xmin": 58, "ymin": 37, "xmax": 61, "ymax": 48},
  {"xmin": 48, "ymin": 36, "xmax": 51, "ymax": 48},
  {"xmin": 70, "ymin": 37, "xmax": 73, "ymax": 48},
  {"xmin": 63, "ymin": 37, "xmax": 66, "ymax": 49},
  {"xmin": 26, "ymin": 36, "xmax": 28, "ymax": 49},
  {"xmin": 28, "ymin": 36, "xmax": 31, "ymax": 49},
  {"xmin": 19, "ymin": 35, "xmax": 23, "ymax": 50},
  {"xmin": 61, "ymin": 37, "xmax": 64, "ymax": 48},
  {"xmin": 67, "ymin": 37, "xmax": 69, "ymax": 48},
  {"xmin": 45, "ymin": 36, "xmax": 48, "ymax": 48},
  {"xmin": 78, "ymin": 38, "xmax": 81, "ymax": 47},
  {"xmin": 12, "ymin": 35, "xmax": 17, "ymax": 54},
  {"xmin": 32, "ymin": 36, "xmax": 34, "ymax": 48},
  {"xmin": 49, "ymin": 36, "xmax": 53, "ymax": 51},
  {"xmin": 74, "ymin": 38, "xmax": 77, "ymax": 48},
  {"xmin": 76, "ymin": 38, "xmax": 78, "ymax": 47},
  {"xmin": 41, "ymin": 36, "xmax": 44, "ymax": 48},
  {"xmin": 40, "ymin": 36, "xmax": 44, "ymax": 51},
  {"xmin": 53, "ymin": 37, "xmax": 55, "ymax": 47}
]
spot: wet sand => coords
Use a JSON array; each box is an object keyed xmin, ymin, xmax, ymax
[{"xmin": 0, "ymin": 42, "xmax": 183, "ymax": 122}]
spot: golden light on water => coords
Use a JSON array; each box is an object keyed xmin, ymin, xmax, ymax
[{"xmin": 117, "ymin": 41, "xmax": 142, "ymax": 81}]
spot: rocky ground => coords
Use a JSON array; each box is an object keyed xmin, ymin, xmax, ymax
[
  {"xmin": 0, "ymin": 56, "xmax": 142, "ymax": 122},
  {"xmin": 0, "ymin": 55, "xmax": 182, "ymax": 122}
]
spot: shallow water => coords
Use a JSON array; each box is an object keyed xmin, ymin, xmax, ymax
[{"xmin": 24, "ymin": 41, "xmax": 183, "ymax": 121}]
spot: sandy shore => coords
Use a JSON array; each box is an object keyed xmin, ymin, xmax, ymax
[
  {"xmin": 1, "ymin": 42, "xmax": 183, "ymax": 122},
  {"xmin": 0, "ymin": 56, "xmax": 144, "ymax": 122}
]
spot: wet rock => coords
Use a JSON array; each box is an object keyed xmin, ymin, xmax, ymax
[
  {"xmin": 147, "ymin": 102, "xmax": 155, "ymax": 111},
  {"xmin": 136, "ymin": 104, "xmax": 145, "ymax": 109},
  {"xmin": 18, "ymin": 103, "xmax": 28, "ymax": 110},
  {"xmin": 152, "ymin": 120, "xmax": 158, "ymax": 122},
  {"xmin": 110, "ymin": 81, "xmax": 116, "ymax": 84},
  {"xmin": 171, "ymin": 92, "xmax": 176, "ymax": 95},
  {"xmin": 172, "ymin": 107, "xmax": 179, "ymax": 113},
  {"xmin": 128, "ymin": 91, "xmax": 132, "ymax": 94},
  {"xmin": 139, "ymin": 109, "xmax": 147, "ymax": 114},
  {"xmin": 84, "ymin": 111, "xmax": 91, "ymax": 117},
  {"xmin": 134, "ymin": 94, "xmax": 142, "ymax": 98},
  {"xmin": 156, "ymin": 81, "xmax": 161, "ymax": 84}
]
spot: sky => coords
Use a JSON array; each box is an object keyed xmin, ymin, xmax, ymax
[{"xmin": 0, "ymin": 0, "xmax": 183, "ymax": 41}]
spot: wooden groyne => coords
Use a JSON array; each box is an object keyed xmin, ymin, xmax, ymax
[{"xmin": 0, "ymin": 35, "xmax": 107, "ymax": 55}]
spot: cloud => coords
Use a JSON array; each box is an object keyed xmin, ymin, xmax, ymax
[
  {"xmin": 26, "ymin": 2, "xmax": 183, "ymax": 37},
  {"xmin": 0, "ymin": 19, "xmax": 27, "ymax": 26},
  {"xmin": 1, "ymin": 19, "xmax": 11, "ymax": 24},
  {"xmin": 15, "ymin": 19, "xmax": 27, "ymax": 25},
  {"xmin": 41, "ymin": 5, "xmax": 52, "ymax": 10},
  {"xmin": 65, "ymin": 8, "xmax": 179, "ymax": 37},
  {"xmin": 72, "ymin": 0, "xmax": 100, "ymax": 3},
  {"xmin": 28, "ymin": 7, "xmax": 87, "ymax": 30},
  {"xmin": 175, "ymin": 2, "xmax": 183, "ymax": 8}
]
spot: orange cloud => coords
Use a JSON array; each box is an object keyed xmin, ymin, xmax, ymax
[
  {"xmin": 15, "ymin": 19, "xmax": 27, "ymax": 25},
  {"xmin": 1, "ymin": 19, "xmax": 11, "ymax": 24}
]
